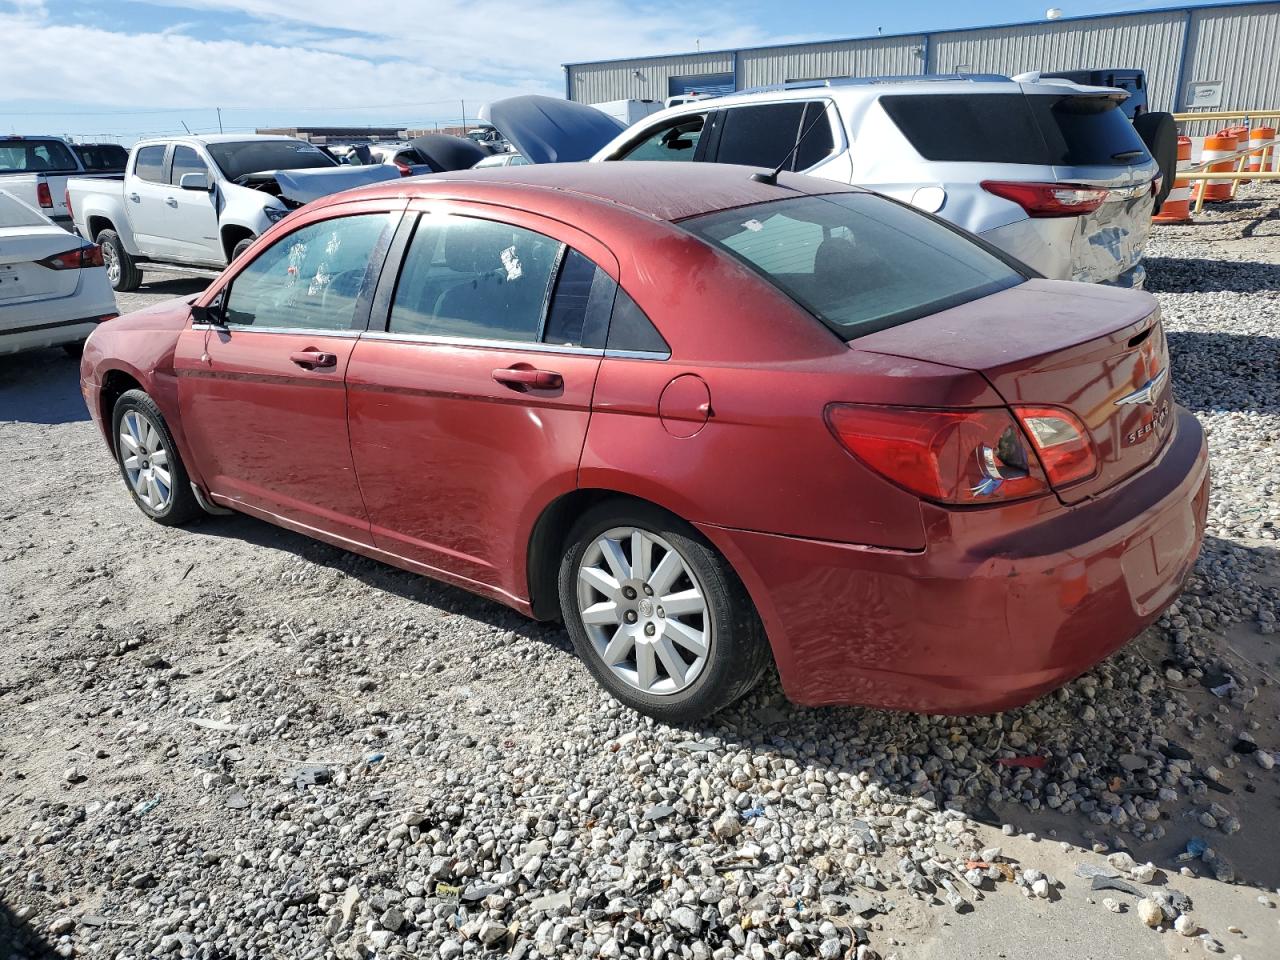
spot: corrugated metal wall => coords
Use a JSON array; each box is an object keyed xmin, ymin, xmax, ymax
[
  {"xmin": 737, "ymin": 36, "xmax": 925, "ymax": 88},
  {"xmin": 928, "ymin": 12, "xmax": 1186, "ymax": 111},
  {"xmin": 568, "ymin": 52, "xmax": 734, "ymax": 106},
  {"xmin": 565, "ymin": 2, "xmax": 1280, "ymax": 117}
]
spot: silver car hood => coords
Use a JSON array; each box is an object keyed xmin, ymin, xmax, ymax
[{"xmin": 268, "ymin": 165, "xmax": 402, "ymax": 204}]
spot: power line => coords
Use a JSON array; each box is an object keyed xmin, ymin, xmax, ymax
[{"xmin": 0, "ymin": 98, "xmax": 482, "ymax": 117}]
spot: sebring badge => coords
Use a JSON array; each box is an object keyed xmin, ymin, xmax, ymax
[{"xmin": 1114, "ymin": 368, "xmax": 1168, "ymax": 407}]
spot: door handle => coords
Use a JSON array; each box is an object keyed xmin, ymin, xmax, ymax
[
  {"xmin": 128, "ymin": 193, "xmax": 141, "ymax": 203},
  {"xmin": 290, "ymin": 350, "xmax": 337, "ymax": 368},
  {"xmin": 165, "ymin": 197, "xmax": 178, "ymax": 207},
  {"xmin": 492, "ymin": 366, "xmax": 562, "ymax": 390}
]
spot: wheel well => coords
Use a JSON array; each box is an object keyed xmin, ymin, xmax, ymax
[
  {"xmin": 526, "ymin": 489, "xmax": 681, "ymax": 621},
  {"xmin": 220, "ymin": 225, "xmax": 255, "ymax": 262},
  {"xmin": 100, "ymin": 370, "xmax": 144, "ymax": 451},
  {"xmin": 86, "ymin": 216, "xmax": 114, "ymax": 242}
]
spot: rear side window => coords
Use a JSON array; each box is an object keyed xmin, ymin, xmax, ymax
[
  {"xmin": 0, "ymin": 138, "xmax": 79, "ymax": 174},
  {"xmin": 74, "ymin": 144, "xmax": 128, "ymax": 173},
  {"xmin": 388, "ymin": 216, "xmax": 561, "ymax": 343},
  {"xmin": 714, "ymin": 101, "xmax": 835, "ymax": 171},
  {"xmin": 683, "ymin": 193, "xmax": 1023, "ymax": 340},
  {"xmin": 607, "ymin": 290, "xmax": 669, "ymax": 355},
  {"xmin": 881, "ymin": 93, "xmax": 1149, "ymax": 166},
  {"xmin": 543, "ymin": 249, "xmax": 614, "ymax": 348},
  {"xmin": 133, "ymin": 145, "xmax": 167, "ymax": 183}
]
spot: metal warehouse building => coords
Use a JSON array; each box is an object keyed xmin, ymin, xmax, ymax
[{"xmin": 563, "ymin": 1, "xmax": 1280, "ymax": 116}]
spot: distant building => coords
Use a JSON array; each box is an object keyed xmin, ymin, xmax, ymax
[
  {"xmin": 256, "ymin": 126, "xmax": 410, "ymax": 144},
  {"xmin": 563, "ymin": 1, "xmax": 1280, "ymax": 116}
]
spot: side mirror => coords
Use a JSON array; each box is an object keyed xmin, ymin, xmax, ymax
[
  {"xmin": 180, "ymin": 172, "xmax": 211, "ymax": 192},
  {"xmin": 191, "ymin": 301, "xmax": 226, "ymax": 327}
]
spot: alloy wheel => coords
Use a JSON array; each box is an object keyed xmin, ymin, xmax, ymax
[
  {"xmin": 118, "ymin": 410, "xmax": 173, "ymax": 511},
  {"xmin": 102, "ymin": 242, "xmax": 120, "ymax": 285},
  {"xmin": 576, "ymin": 526, "xmax": 711, "ymax": 696}
]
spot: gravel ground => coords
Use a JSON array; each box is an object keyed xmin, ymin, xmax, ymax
[{"xmin": 1, "ymin": 187, "xmax": 1278, "ymax": 960}]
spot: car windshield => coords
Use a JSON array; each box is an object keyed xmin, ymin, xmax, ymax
[
  {"xmin": 880, "ymin": 92, "xmax": 1151, "ymax": 166},
  {"xmin": 205, "ymin": 140, "xmax": 337, "ymax": 181},
  {"xmin": 682, "ymin": 193, "xmax": 1024, "ymax": 340},
  {"xmin": 73, "ymin": 144, "xmax": 129, "ymax": 172},
  {"xmin": 0, "ymin": 138, "xmax": 80, "ymax": 174}
]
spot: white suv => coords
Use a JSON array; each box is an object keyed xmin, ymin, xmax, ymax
[{"xmin": 585, "ymin": 76, "xmax": 1161, "ymax": 287}]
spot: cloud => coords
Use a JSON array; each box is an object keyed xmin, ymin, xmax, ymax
[{"xmin": 0, "ymin": 0, "xmax": 788, "ymax": 116}]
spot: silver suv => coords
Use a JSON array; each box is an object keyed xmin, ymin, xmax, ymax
[{"xmin": 584, "ymin": 76, "xmax": 1159, "ymax": 288}]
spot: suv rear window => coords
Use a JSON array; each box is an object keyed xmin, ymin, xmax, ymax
[
  {"xmin": 880, "ymin": 93, "xmax": 1150, "ymax": 166},
  {"xmin": 683, "ymin": 193, "xmax": 1023, "ymax": 340}
]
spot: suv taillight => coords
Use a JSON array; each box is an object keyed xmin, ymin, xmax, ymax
[
  {"xmin": 981, "ymin": 180, "xmax": 1108, "ymax": 217},
  {"xmin": 37, "ymin": 245, "xmax": 104, "ymax": 270},
  {"xmin": 36, "ymin": 180, "xmax": 53, "ymax": 209},
  {"xmin": 826, "ymin": 404, "xmax": 1097, "ymax": 505}
]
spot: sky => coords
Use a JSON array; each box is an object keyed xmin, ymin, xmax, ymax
[{"xmin": 0, "ymin": 0, "xmax": 1259, "ymax": 142}]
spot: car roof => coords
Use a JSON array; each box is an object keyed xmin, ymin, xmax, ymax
[{"xmin": 351, "ymin": 162, "xmax": 862, "ymax": 223}]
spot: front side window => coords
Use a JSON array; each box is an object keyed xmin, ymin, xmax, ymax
[
  {"xmin": 387, "ymin": 215, "xmax": 562, "ymax": 343},
  {"xmin": 618, "ymin": 116, "xmax": 705, "ymax": 162},
  {"xmin": 133, "ymin": 145, "xmax": 167, "ymax": 183},
  {"xmin": 683, "ymin": 193, "xmax": 1023, "ymax": 339},
  {"xmin": 224, "ymin": 213, "xmax": 391, "ymax": 331},
  {"xmin": 169, "ymin": 146, "xmax": 208, "ymax": 185}
]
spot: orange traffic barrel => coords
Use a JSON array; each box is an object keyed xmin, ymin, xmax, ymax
[
  {"xmin": 1248, "ymin": 126, "xmax": 1276, "ymax": 174},
  {"xmin": 1154, "ymin": 136, "xmax": 1193, "ymax": 223},
  {"xmin": 1198, "ymin": 132, "xmax": 1238, "ymax": 202}
]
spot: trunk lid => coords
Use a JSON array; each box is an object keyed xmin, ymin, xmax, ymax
[
  {"xmin": 480, "ymin": 95, "xmax": 626, "ymax": 164},
  {"xmin": 0, "ymin": 222, "xmax": 85, "ymax": 304},
  {"xmin": 855, "ymin": 279, "xmax": 1173, "ymax": 503}
]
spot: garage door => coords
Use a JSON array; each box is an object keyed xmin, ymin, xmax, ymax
[{"xmin": 668, "ymin": 73, "xmax": 735, "ymax": 98}]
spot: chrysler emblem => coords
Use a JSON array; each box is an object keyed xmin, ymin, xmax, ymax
[{"xmin": 1115, "ymin": 369, "xmax": 1168, "ymax": 406}]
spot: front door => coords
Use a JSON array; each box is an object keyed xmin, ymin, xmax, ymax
[
  {"xmin": 346, "ymin": 205, "xmax": 618, "ymax": 601},
  {"xmin": 126, "ymin": 143, "xmax": 174, "ymax": 258},
  {"xmin": 174, "ymin": 205, "xmax": 399, "ymax": 546},
  {"xmin": 166, "ymin": 145, "xmax": 223, "ymax": 265}
]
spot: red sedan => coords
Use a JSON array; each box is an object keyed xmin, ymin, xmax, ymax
[{"xmin": 80, "ymin": 163, "xmax": 1208, "ymax": 721}]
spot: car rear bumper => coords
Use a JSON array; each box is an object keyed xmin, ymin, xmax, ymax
[
  {"xmin": 699, "ymin": 406, "xmax": 1208, "ymax": 714},
  {"xmin": 0, "ymin": 312, "xmax": 115, "ymax": 355}
]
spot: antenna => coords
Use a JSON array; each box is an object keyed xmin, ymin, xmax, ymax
[{"xmin": 750, "ymin": 106, "xmax": 830, "ymax": 186}]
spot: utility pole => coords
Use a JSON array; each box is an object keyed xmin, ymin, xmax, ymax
[
  {"xmin": 216, "ymin": 107, "xmax": 223, "ymax": 133},
  {"xmin": 460, "ymin": 99, "xmax": 466, "ymax": 134}
]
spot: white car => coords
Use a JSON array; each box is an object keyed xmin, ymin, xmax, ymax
[
  {"xmin": 472, "ymin": 152, "xmax": 529, "ymax": 169},
  {"xmin": 0, "ymin": 190, "xmax": 116, "ymax": 356}
]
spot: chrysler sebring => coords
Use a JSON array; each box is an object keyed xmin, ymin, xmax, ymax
[{"xmin": 80, "ymin": 163, "xmax": 1208, "ymax": 721}]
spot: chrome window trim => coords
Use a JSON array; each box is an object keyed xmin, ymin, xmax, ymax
[
  {"xmin": 191, "ymin": 323, "xmax": 361, "ymax": 338},
  {"xmin": 361, "ymin": 329, "xmax": 605, "ymax": 356},
  {"xmin": 603, "ymin": 347, "xmax": 670, "ymax": 361}
]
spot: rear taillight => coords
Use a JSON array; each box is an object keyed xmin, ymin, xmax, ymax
[
  {"xmin": 37, "ymin": 244, "xmax": 104, "ymax": 270},
  {"xmin": 394, "ymin": 160, "xmax": 413, "ymax": 176},
  {"xmin": 36, "ymin": 180, "xmax": 53, "ymax": 209},
  {"xmin": 981, "ymin": 180, "xmax": 1108, "ymax": 218},
  {"xmin": 826, "ymin": 404, "xmax": 1050, "ymax": 505},
  {"xmin": 1012, "ymin": 406, "xmax": 1097, "ymax": 488},
  {"xmin": 65, "ymin": 188, "xmax": 73, "ymax": 221}
]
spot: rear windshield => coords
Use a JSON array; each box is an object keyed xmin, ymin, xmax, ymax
[
  {"xmin": 73, "ymin": 144, "xmax": 129, "ymax": 172},
  {"xmin": 880, "ymin": 93, "xmax": 1151, "ymax": 166},
  {"xmin": 682, "ymin": 193, "xmax": 1023, "ymax": 340},
  {"xmin": 206, "ymin": 140, "xmax": 336, "ymax": 182},
  {"xmin": 0, "ymin": 138, "xmax": 79, "ymax": 174}
]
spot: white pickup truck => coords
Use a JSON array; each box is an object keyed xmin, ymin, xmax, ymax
[
  {"xmin": 0, "ymin": 134, "xmax": 108, "ymax": 230},
  {"xmin": 66, "ymin": 134, "xmax": 399, "ymax": 291}
]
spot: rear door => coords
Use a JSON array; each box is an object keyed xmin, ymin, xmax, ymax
[
  {"xmin": 174, "ymin": 201, "xmax": 401, "ymax": 544},
  {"xmin": 345, "ymin": 202, "xmax": 618, "ymax": 599},
  {"xmin": 125, "ymin": 144, "xmax": 174, "ymax": 257}
]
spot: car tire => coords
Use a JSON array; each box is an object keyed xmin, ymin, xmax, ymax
[
  {"xmin": 558, "ymin": 501, "xmax": 771, "ymax": 722},
  {"xmin": 1134, "ymin": 111, "xmax": 1177, "ymax": 213},
  {"xmin": 111, "ymin": 389, "xmax": 201, "ymax": 526},
  {"xmin": 231, "ymin": 237, "xmax": 255, "ymax": 261},
  {"xmin": 97, "ymin": 229, "xmax": 141, "ymax": 292}
]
